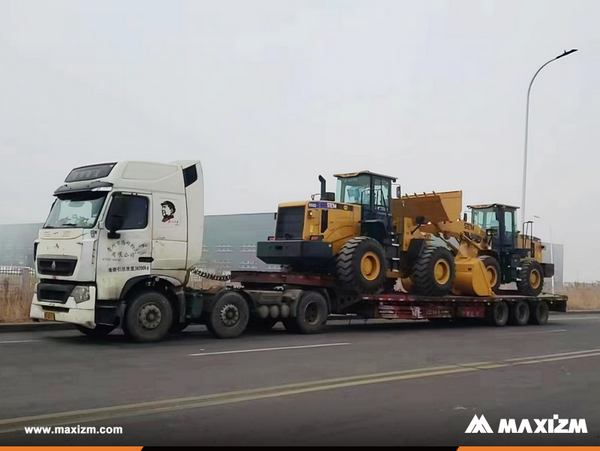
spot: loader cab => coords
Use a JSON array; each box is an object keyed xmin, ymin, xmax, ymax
[
  {"xmin": 334, "ymin": 171, "xmax": 396, "ymax": 244},
  {"xmin": 469, "ymin": 204, "xmax": 519, "ymax": 253}
]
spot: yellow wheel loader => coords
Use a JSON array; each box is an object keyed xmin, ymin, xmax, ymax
[{"xmin": 257, "ymin": 171, "xmax": 494, "ymax": 297}]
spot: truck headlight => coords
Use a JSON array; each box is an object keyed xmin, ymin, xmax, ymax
[{"xmin": 72, "ymin": 286, "xmax": 91, "ymax": 303}]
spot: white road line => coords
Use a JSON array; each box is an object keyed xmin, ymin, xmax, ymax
[
  {"xmin": 189, "ymin": 342, "xmax": 351, "ymax": 357},
  {"xmin": 506, "ymin": 348, "xmax": 600, "ymax": 362},
  {"xmin": 553, "ymin": 316, "xmax": 600, "ymax": 321},
  {"xmin": 497, "ymin": 329, "xmax": 568, "ymax": 337},
  {"xmin": 0, "ymin": 340, "xmax": 39, "ymax": 344}
]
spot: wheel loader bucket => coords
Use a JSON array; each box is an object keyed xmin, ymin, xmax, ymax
[
  {"xmin": 452, "ymin": 257, "xmax": 494, "ymax": 297},
  {"xmin": 402, "ymin": 190, "xmax": 463, "ymax": 223}
]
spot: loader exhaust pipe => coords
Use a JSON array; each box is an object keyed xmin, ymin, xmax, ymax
[{"xmin": 318, "ymin": 175, "xmax": 335, "ymax": 201}]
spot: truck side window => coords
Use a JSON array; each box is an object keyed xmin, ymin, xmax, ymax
[{"xmin": 109, "ymin": 195, "xmax": 149, "ymax": 230}]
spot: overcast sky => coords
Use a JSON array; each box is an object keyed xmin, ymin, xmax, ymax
[{"xmin": 0, "ymin": 0, "xmax": 597, "ymax": 282}]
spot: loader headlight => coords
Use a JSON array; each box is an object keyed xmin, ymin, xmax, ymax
[{"xmin": 72, "ymin": 286, "xmax": 91, "ymax": 303}]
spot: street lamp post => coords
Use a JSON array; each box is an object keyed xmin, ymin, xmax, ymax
[
  {"xmin": 521, "ymin": 49, "xmax": 578, "ymax": 228},
  {"xmin": 534, "ymin": 215, "xmax": 555, "ymax": 294}
]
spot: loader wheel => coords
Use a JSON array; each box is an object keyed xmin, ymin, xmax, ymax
[
  {"xmin": 489, "ymin": 300, "xmax": 509, "ymax": 327},
  {"xmin": 336, "ymin": 237, "xmax": 386, "ymax": 294},
  {"xmin": 411, "ymin": 246, "xmax": 455, "ymax": 296},
  {"xmin": 508, "ymin": 299, "xmax": 530, "ymax": 326},
  {"xmin": 517, "ymin": 260, "xmax": 544, "ymax": 296},
  {"xmin": 479, "ymin": 256, "xmax": 502, "ymax": 293},
  {"xmin": 529, "ymin": 300, "xmax": 549, "ymax": 325}
]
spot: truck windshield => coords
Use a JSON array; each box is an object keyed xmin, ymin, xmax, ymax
[{"xmin": 44, "ymin": 192, "xmax": 108, "ymax": 229}]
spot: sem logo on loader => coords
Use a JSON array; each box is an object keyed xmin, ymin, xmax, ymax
[
  {"xmin": 465, "ymin": 414, "xmax": 588, "ymax": 434},
  {"xmin": 308, "ymin": 202, "xmax": 353, "ymax": 211}
]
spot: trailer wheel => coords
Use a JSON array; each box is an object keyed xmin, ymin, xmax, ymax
[
  {"xmin": 123, "ymin": 291, "xmax": 173, "ymax": 343},
  {"xmin": 489, "ymin": 301, "xmax": 509, "ymax": 327},
  {"xmin": 76, "ymin": 324, "xmax": 116, "ymax": 337},
  {"xmin": 517, "ymin": 259, "xmax": 544, "ymax": 296},
  {"xmin": 285, "ymin": 291, "xmax": 328, "ymax": 334},
  {"xmin": 529, "ymin": 300, "xmax": 549, "ymax": 325},
  {"xmin": 508, "ymin": 299, "xmax": 530, "ymax": 326},
  {"xmin": 479, "ymin": 256, "xmax": 502, "ymax": 293},
  {"xmin": 336, "ymin": 237, "xmax": 386, "ymax": 294},
  {"xmin": 411, "ymin": 246, "xmax": 456, "ymax": 296},
  {"xmin": 207, "ymin": 291, "xmax": 249, "ymax": 339}
]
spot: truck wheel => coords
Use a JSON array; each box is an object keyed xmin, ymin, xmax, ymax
[
  {"xmin": 207, "ymin": 291, "xmax": 249, "ymax": 339},
  {"xmin": 529, "ymin": 300, "xmax": 549, "ymax": 325},
  {"xmin": 517, "ymin": 260, "xmax": 544, "ymax": 296},
  {"xmin": 411, "ymin": 246, "xmax": 455, "ymax": 296},
  {"xmin": 508, "ymin": 299, "xmax": 530, "ymax": 326},
  {"xmin": 336, "ymin": 237, "xmax": 386, "ymax": 294},
  {"xmin": 489, "ymin": 301, "xmax": 509, "ymax": 327},
  {"xmin": 76, "ymin": 324, "xmax": 115, "ymax": 337},
  {"xmin": 285, "ymin": 291, "xmax": 328, "ymax": 334},
  {"xmin": 123, "ymin": 291, "xmax": 174, "ymax": 343},
  {"xmin": 479, "ymin": 256, "xmax": 502, "ymax": 293}
]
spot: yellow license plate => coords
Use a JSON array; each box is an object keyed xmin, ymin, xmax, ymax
[{"xmin": 44, "ymin": 312, "xmax": 55, "ymax": 321}]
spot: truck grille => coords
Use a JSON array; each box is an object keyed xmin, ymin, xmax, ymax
[
  {"xmin": 275, "ymin": 206, "xmax": 305, "ymax": 240},
  {"xmin": 37, "ymin": 283, "xmax": 75, "ymax": 304},
  {"xmin": 37, "ymin": 258, "xmax": 77, "ymax": 276}
]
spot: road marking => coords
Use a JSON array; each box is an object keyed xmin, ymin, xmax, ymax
[
  {"xmin": 553, "ymin": 316, "xmax": 600, "ymax": 321},
  {"xmin": 3, "ymin": 347, "xmax": 600, "ymax": 433},
  {"xmin": 496, "ymin": 329, "xmax": 567, "ymax": 337},
  {"xmin": 0, "ymin": 340, "xmax": 38, "ymax": 344},
  {"xmin": 189, "ymin": 342, "xmax": 351, "ymax": 357}
]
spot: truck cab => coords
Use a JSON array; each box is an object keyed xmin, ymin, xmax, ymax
[{"xmin": 30, "ymin": 160, "xmax": 204, "ymax": 341}]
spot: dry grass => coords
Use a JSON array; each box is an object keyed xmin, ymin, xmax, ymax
[
  {"xmin": 0, "ymin": 278, "xmax": 34, "ymax": 323},
  {"xmin": 558, "ymin": 286, "xmax": 600, "ymax": 311}
]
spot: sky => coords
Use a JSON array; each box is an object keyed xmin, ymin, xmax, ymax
[{"xmin": 0, "ymin": 0, "xmax": 597, "ymax": 282}]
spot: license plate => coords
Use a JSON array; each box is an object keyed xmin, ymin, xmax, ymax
[{"xmin": 44, "ymin": 312, "xmax": 55, "ymax": 321}]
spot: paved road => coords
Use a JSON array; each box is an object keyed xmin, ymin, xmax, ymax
[{"xmin": 1, "ymin": 313, "xmax": 600, "ymax": 446}]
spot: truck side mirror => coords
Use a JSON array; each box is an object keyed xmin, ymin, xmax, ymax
[
  {"xmin": 105, "ymin": 196, "xmax": 128, "ymax": 239},
  {"xmin": 396, "ymin": 186, "xmax": 401, "ymax": 198}
]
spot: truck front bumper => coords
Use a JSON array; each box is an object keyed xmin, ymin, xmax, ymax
[{"xmin": 30, "ymin": 283, "xmax": 97, "ymax": 328}]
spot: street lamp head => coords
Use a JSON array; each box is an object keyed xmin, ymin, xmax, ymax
[{"xmin": 556, "ymin": 49, "xmax": 578, "ymax": 59}]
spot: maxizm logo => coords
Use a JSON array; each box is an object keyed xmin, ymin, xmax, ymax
[{"xmin": 465, "ymin": 414, "xmax": 588, "ymax": 434}]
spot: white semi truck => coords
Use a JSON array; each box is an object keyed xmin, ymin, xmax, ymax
[{"xmin": 31, "ymin": 160, "xmax": 568, "ymax": 343}]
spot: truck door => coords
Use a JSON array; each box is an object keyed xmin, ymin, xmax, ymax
[{"xmin": 97, "ymin": 193, "xmax": 153, "ymax": 300}]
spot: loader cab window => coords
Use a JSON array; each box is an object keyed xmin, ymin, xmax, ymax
[
  {"xmin": 472, "ymin": 208, "xmax": 499, "ymax": 232},
  {"xmin": 373, "ymin": 177, "xmax": 391, "ymax": 210},
  {"xmin": 336, "ymin": 175, "xmax": 371, "ymax": 206}
]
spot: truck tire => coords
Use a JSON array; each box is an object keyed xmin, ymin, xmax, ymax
[
  {"xmin": 336, "ymin": 237, "xmax": 386, "ymax": 294},
  {"xmin": 411, "ymin": 246, "xmax": 455, "ymax": 296},
  {"xmin": 123, "ymin": 291, "xmax": 174, "ymax": 343},
  {"xmin": 76, "ymin": 324, "xmax": 115, "ymax": 337},
  {"xmin": 206, "ymin": 291, "xmax": 249, "ymax": 339},
  {"xmin": 529, "ymin": 300, "xmax": 549, "ymax": 325},
  {"xmin": 517, "ymin": 259, "xmax": 544, "ymax": 296},
  {"xmin": 489, "ymin": 300, "xmax": 509, "ymax": 327},
  {"xmin": 284, "ymin": 291, "xmax": 328, "ymax": 334},
  {"xmin": 508, "ymin": 299, "xmax": 530, "ymax": 326},
  {"xmin": 479, "ymin": 255, "xmax": 502, "ymax": 293}
]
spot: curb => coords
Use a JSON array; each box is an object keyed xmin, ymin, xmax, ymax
[
  {"xmin": 0, "ymin": 322, "xmax": 74, "ymax": 333},
  {"xmin": 564, "ymin": 310, "xmax": 600, "ymax": 314}
]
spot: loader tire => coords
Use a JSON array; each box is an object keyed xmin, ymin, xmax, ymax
[
  {"xmin": 411, "ymin": 246, "xmax": 455, "ymax": 296},
  {"xmin": 479, "ymin": 255, "xmax": 502, "ymax": 293},
  {"xmin": 336, "ymin": 237, "xmax": 386, "ymax": 294},
  {"xmin": 517, "ymin": 259, "xmax": 544, "ymax": 296}
]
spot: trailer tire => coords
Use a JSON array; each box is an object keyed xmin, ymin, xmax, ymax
[
  {"xmin": 336, "ymin": 237, "xmax": 386, "ymax": 294},
  {"xmin": 285, "ymin": 291, "xmax": 328, "ymax": 334},
  {"xmin": 123, "ymin": 291, "xmax": 173, "ymax": 343},
  {"xmin": 529, "ymin": 300, "xmax": 549, "ymax": 325},
  {"xmin": 411, "ymin": 246, "xmax": 455, "ymax": 296},
  {"xmin": 76, "ymin": 324, "xmax": 115, "ymax": 337},
  {"xmin": 508, "ymin": 299, "xmax": 530, "ymax": 326},
  {"xmin": 517, "ymin": 259, "xmax": 544, "ymax": 296},
  {"xmin": 489, "ymin": 301, "xmax": 509, "ymax": 327},
  {"xmin": 206, "ymin": 291, "xmax": 249, "ymax": 339},
  {"xmin": 479, "ymin": 256, "xmax": 502, "ymax": 293}
]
